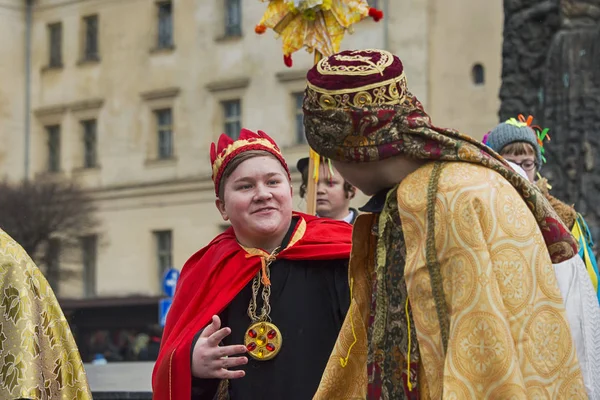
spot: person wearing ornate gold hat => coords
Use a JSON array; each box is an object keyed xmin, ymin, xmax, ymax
[
  {"xmin": 151, "ymin": 129, "xmax": 353, "ymax": 400},
  {"xmin": 303, "ymin": 49, "xmax": 587, "ymax": 399},
  {"xmin": 0, "ymin": 229, "xmax": 92, "ymax": 399}
]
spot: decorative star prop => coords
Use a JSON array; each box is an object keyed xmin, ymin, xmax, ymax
[{"xmin": 255, "ymin": 0, "xmax": 383, "ymax": 67}]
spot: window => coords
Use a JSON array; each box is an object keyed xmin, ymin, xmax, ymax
[
  {"xmin": 157, "ymin": 2, "xmax": 173, "ymax": 48},
  {"xmin": 472, "ymin": 63, "xmax": 485, "ymax": 85},
  {"xmin": 222, "ymin": 100, "xmax": 241, "ymax": 139},
  {"xmin": 82, "ymin": 119, "xmax": 98, "ymax": 168},
  {"xmin": 293, "ymin": 93, "xmax": 306, "ymax": 144},
  {"xmin": 225, "ymin": 0, "xmax": 242, "ymax": 37},
  {"xmin": 47, "ymin": 125, "xmax": 61, "ymax": 172},
  {"xmin": 154, "ymin": 230, "xmax": 172, "ymax": 278},
  {"xmin": 367, "ymin": 0, "xmax": 379, "ymax": 7},
  {"xmin": 81, "ymin": 235, "xmax": 97, "ymax": 297},
  {"xmin": 155, "ymin": 109, "xmax": 173, "ymax": 159},
  {"xmin": 46, "ymin": 239, "xmax": 61, "ymax": 294},
  {"xmin": 83, "ymin": 15, "xmax": 99, "ymax": 61},
  {"xmin": 48, "ymin": 23, "xmax": 62, "ymax": 67}
]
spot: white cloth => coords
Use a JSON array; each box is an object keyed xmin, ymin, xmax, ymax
[
  {"xmin": 506, "ymin": 160, "xmax": 529, "ymax": 180},
  {"xmin": 342, "ymin": 210, "xmax": 355, "ymax": 224},
  {"xmin": 554, "ymin": 255, "xmax": 600, "ymax": 399}
]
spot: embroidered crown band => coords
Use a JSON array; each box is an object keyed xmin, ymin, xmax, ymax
[{"xmin": 210, "ymin": 129, "xmax": 291, "ymax": 197}]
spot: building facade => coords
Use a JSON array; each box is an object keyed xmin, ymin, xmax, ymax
[{"xmin": 0, "ymin": 0, "xmax": 503, "ymax": 301}]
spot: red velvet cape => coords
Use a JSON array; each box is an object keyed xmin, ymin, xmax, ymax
[{"xmin": 152, "ymin": 213, "xmax": 352, "ymax": 400}]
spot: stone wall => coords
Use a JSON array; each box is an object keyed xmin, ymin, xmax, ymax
[{"xmin": 500, "ymin": 0, "xmax": 600, "ymax": 237}]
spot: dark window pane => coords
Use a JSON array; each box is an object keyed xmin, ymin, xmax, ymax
[
  {"xmin": 47, "ymin": 125, "xmax": 61, "ymax": 172},
  {"xmin": 82, "ymin": 120, "xmax": 97, "ymax": 168},
  {"xmin": 222, "ymin": 100, "xmax": 241, "ymax": 140},
  {"xmin": 472, "ymin": 63, "xmax": 485, "ymax": 85},
  {"xmin": 81, "ymin": 235, "xmax": 97, "ymax": 297},
  {"xmin": 154, "ymin": 230, "xmax": 172, "ymax": 278},
  {"xmin": 156, "ymin": 109, "xmax": 173, "ymax": 159},
  {"xmin": 157, "ymin": 2, "xmax": 173, "ymax": 48},
  {"xmin": 49, "ymin": 23, "xmax": 62, "ymax": 67},
  {"xmin": 84, "ymin": 15, "xmax": 99, "ymax": 60},
  {"xmin": 225, "ymin": 0, "xmax": 242, "ymax": 37},
  {"xmin": 294, "ymin": 93, "xmax": 306, "ymax": 144}
]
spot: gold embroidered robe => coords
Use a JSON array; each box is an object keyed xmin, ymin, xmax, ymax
[
  {"xmin": 0, "ymin": 229, "xmax": 91, "ymax": 399},
  {"xmin": 315, "ymin": 162, "xmax": 586, "ymax": 399}
]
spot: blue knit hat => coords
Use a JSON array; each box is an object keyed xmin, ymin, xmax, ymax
[{"xmin": 485, "ymin": 118, "xmax": 543, "ymax": 170}]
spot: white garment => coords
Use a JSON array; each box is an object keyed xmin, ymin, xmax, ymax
[
  {"xmin": 506, "ymin": 160, "xmax": 529, "ymax": 180},
  {"xmin": 316, "ymin": 210, "xmax": 355, "ymax": 224},
  {"xmin": 554, "ymin": 255, "xmax": 600, "ymax": 399},
  {"xmin": 342, "ymin": 210, "xmax": 355, "ymax": 224}
]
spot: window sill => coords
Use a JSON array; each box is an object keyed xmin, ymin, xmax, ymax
[
  {"xmin": 145, "ymin": 157, "xmax": 177, "ymax": 167},
  {"xmin": 42, "ymin": 64, "xmax": 63, "ymax": 73},
  {"xmin": 77, "ymin": 57, "xmax": 100, "ymax": 66},
  {"xmin": 215, "ymin": 33, "xmax": 243, "ymax": 43},
  {"xmin": 150, "ymin": 45, "xmax": 176, "ymax": 54},
  {"xmin": 73, "ymin": 166, "xmax": 101, "ymax": 173},
  {"xmin": 36, "ymin": 170, "xmax": 66, "ymax": 180}
]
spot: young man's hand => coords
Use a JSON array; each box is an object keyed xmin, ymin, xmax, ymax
[{"xmin": 191, "ymin": 315, "xmax": 248, "ymax": 379}]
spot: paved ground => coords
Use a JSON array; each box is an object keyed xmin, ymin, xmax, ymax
[{"xmin": 84, "ymin": 361, "xmax": 154, "ymax": 392}]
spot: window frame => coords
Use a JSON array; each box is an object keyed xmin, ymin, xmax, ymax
[
  {"xmin": 82, "ymin": 119, "xmax": 98, "ymax": 168},
  {"xmin": 46, "ymin": 125, "xmax": 61, "ymax": 172},
  {"xmin": 472, "ymin": 63, "xmax": 486, "ymax": 85},
  {"xmin": 82, "ymin": 14, "xmax": 99, "ymax": 61},
  {"xmin": 293, "ymin": 92, "xmax": 307, "ymax": 145},
  {"xmin": 154, "ymin": 230, "xmax": 173, "ymax": 280},
  {"xmin": 156, "ymin": 1, "xmax": 174, "ymax": 49},
  {"xmin": 48, "ymin": 22, "xmax": 63, "ymax": 68},
  {"xmin": 81, "ymin": 235, "xmax": 97, "ymax": 298},
  {"xmin": 155, "ymin": 108, "xmax": 174, "ymax": 159},
  {"xmin": 224, "ymin": 0, "xmax": 242, "ymax": 37},
  {"xmin": 222, "ymin": 100, "xmax": 242, "ymax": 140}
]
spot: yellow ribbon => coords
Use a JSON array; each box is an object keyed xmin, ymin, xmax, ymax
[
  {"xmin": 340, "ymin": 278, "xmax": 357, "ymax": 367},
  {"xmin": 572, "ymin": 220, "xmax": 598, "ymax": 292}
]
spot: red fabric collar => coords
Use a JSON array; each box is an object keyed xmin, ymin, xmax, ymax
[{"xmin": 152, "ymin": 213, "xmax": 352, "ymax": 400}]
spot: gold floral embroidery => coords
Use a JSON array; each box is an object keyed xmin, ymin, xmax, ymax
[
  {"xmin": 306, "ymin": 73, "xmax": 407, "ymax": 109},
  {"xmin": 0, "ymin": 229, "xmax": 91, "ymax": 398},
  {"xmin": 0, "ymin": 352, "xmax": 25, "ymax": 394},
  {"xmin": 1, "ymin": 285, "xmax": 31, "ymax": 325},
  {"xmin": 317, "ymin": 49, "xmax": 394, "ymax": 75}
]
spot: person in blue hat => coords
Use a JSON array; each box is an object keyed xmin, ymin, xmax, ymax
[{"xmin": 485, "ymin": 116, "xmax": 600, "ymax": 301}]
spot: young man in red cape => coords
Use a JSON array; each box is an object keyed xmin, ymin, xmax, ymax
[{"xmin": 152, "ymin": 128, "xmax": 353, "ymax": 400}]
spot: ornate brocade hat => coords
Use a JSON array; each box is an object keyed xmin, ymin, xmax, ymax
[
  {"xmin": 305, "ymin": 48, "xmax": 408, "ymax": 110},
  {"xmin": 303, "ymin": 48, "xmax": 426, "ymax": 163},
  {"xmin": 210, "ymin": 129, "xmax": 291, "ymax": 197}
]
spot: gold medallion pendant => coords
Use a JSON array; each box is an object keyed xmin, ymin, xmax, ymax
[
  {"xmin": 244, "ymin": 321, "xmax": 282, "ymax": 361},
  {"xmin": 245, "ymin": 247, "xmax": 282, "ymax": 361}
]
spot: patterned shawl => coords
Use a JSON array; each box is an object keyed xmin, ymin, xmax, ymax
[{"xmin": 302, "ymin": 48, "xmax": 577, "ymax": 264}]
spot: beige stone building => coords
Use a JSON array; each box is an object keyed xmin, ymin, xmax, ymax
[{"xmin": 0, "ymin": 0, "xmax": 503, "ymax": 302}]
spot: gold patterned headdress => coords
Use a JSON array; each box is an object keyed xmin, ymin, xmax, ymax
[{"xmin": 305, "ymin": 49, "xmax": 407, "ymax": 110}]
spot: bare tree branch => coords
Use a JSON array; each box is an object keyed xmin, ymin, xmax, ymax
[{"xmin": 0, "ymin": 177, "xmax": 100, "ymax": 285}]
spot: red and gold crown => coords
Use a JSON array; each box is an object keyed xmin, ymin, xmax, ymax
[{"xmin": 210, "ymin": 129, "xmax": 291, "ymax": 197}]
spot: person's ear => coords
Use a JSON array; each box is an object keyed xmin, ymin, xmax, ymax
[{"xmin": 215, "ymin": 198, "xmax": 229, "ymax": 221}]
